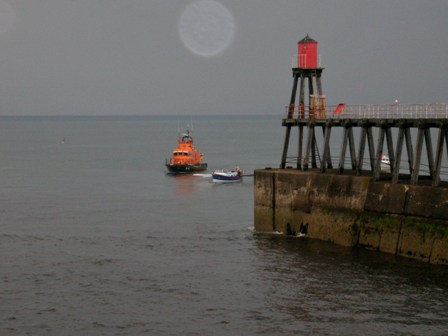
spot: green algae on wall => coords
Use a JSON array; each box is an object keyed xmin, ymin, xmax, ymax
[{"xmin": 254, "ymin": 169, "xmax": 448, "ymax": 265}]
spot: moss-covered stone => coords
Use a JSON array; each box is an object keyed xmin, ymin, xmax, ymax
[{"xmin": 254, "ymin": 169, "xmax": 448, "ymax": 265}]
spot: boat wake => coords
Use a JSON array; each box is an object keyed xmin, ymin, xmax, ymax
[{"xmin": 193, "ymin": 173, "xmax": 212, "ymax": 178}]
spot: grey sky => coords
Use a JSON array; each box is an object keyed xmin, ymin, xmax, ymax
[{"xmin": 0, "ymin": 0, "xmax": 447, "ymax": 116}]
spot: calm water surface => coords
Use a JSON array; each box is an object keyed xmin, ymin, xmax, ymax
[{"xmin": 1, "ymin": 116, "xmax": 447, "ymax": 335}]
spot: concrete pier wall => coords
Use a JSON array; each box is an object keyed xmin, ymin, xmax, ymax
[{"xmin": 254, "ymin": 169, "xmax": 448, "ymax": 265}]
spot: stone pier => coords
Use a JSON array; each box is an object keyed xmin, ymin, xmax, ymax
[{"xmin": 254, "ymin": 168, "xmax": 448, "ymax": 265}]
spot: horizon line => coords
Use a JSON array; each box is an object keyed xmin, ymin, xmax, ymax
[{"xmin": 0, "ymin": 113, "xmax": 280, "ymax": 118}]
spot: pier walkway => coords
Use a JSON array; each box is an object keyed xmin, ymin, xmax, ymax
[{"xmin": 280, "ymin": 103, "xmax": 448, "ymax": 186}]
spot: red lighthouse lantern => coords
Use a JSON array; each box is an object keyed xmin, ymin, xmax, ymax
[{"xmin": 298, "ymin": 34, "xmax": 318, "ymax": 69}]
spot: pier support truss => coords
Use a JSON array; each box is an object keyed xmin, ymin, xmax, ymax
[{"xmin": 281, "ymin": 104, "xmax": 448, "ymax": 186}]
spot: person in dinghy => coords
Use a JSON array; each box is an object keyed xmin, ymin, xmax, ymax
[{"xmin": 212, "ymin": 166, "xmax": 243, "ymax": 183}]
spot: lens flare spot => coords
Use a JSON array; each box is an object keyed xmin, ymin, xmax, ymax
[{"xmin": 178, "ymin": 0, "xmax": 235, "ymax": 57}]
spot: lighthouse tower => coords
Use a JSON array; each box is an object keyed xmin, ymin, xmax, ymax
[
  {"xmin": 289, "ymin": 34, "xmax": 324, "ymax": 119},
  {"xmin": 281, "ymin": 34, "xmax": 325, "ymax": 169},
  {"xmin": 298, "ymin": 34, "xmax": 319, "ymax": 68}
]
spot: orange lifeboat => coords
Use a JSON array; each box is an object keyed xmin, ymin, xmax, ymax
[{"xmin": 165, "ymin": 129, "xmax": 207, "ymax": 174}]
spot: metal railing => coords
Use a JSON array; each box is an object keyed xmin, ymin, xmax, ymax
[{"xmin": 284, "ymin": 104, "xmax": 448, "ymax": 120}]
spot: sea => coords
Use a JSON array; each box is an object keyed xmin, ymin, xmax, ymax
[{"xmin": 1, "ymin": 115, "xmax": 447, "ymax": 336}]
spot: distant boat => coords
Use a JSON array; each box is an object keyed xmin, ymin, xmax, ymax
[
  {"xmin": 165, "ymin": 128, "xmax": 207, "ymax": 174},
  {"xmin": 381, "ymin": 154, "xmax": 390, "ymax": 172},
  {"xmin": 212, "ymin": 167, "xmax": 243, "ymax": 183}
]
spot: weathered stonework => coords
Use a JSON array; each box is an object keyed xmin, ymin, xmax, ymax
[{"xmin": 254, "ymin": 169, "xmax": 448, "ymax": 265}]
